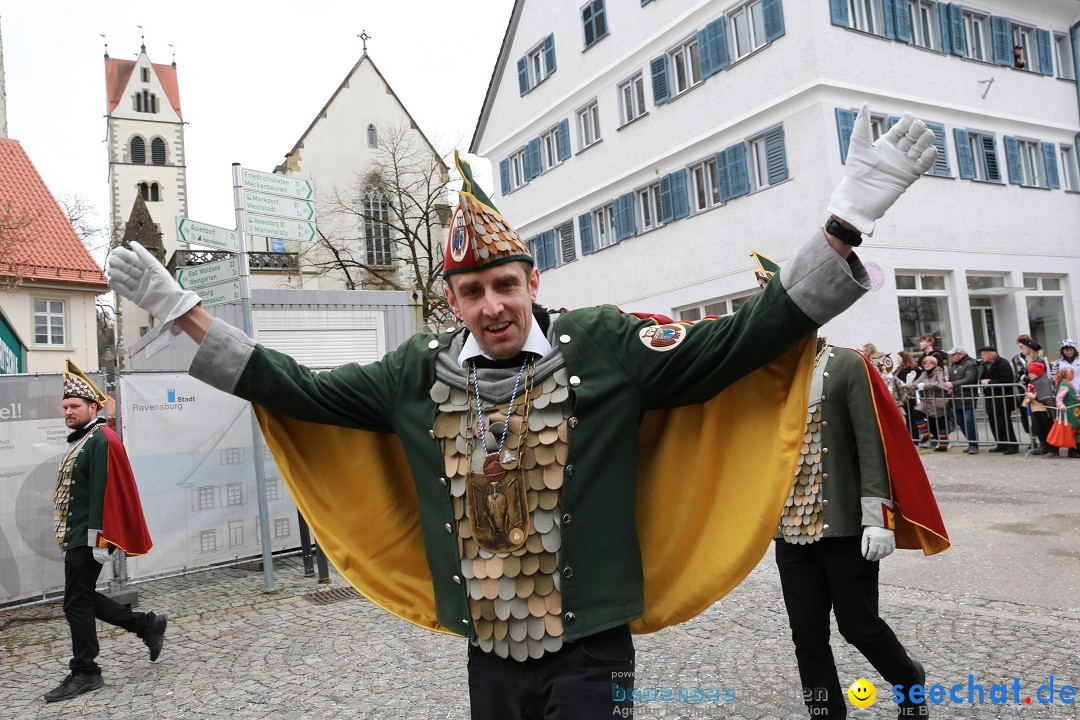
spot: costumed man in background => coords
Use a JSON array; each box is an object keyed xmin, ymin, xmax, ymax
[
  {"xmin": 107, "ymin": 105, "xmax": 936, "ymax": 718},
  {"xmin": 757, "ymin": 260, "xmax": 949, "ymax": 720},
  {"xmin": 45, "ymin": 361, "xmax": 164, "ymax": 703}
]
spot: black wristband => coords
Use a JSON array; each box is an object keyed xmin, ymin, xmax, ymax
[{"xmin": 825, "ymin": 217, "xmax": 863, "ymax": 247}]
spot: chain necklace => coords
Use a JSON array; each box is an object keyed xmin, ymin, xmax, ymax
[{"xmin": 471, "ymin": 355, "xmax": 530, "ymax": 468}]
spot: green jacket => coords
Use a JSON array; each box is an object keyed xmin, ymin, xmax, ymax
[{"xmin": 57, "ymin": 424, "xmax": 108, "ymax": 551}]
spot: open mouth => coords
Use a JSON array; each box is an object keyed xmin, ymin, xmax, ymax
[{"xmin": 485, "ymin": 321, "xmax": 511, "ymax": 336}]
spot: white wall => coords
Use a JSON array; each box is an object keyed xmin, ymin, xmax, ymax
[{"xmin": 0, "ymin": 283, "xmax": 103, "ymax": 372}]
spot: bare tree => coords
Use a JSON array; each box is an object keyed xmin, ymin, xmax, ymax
[
  {"xmin": 0, "ymin": 200, "xmax": 37, "ymax": 292},
  {"xmin": 58, "ymin": 193, "xmax": 111, "ymax": 264},
  {"xmin": 305, "ymin": 122, "xmax": 454, "ymax": 323}
]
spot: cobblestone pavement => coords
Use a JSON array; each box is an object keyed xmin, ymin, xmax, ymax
[{"xmin": 2, "ymin": 449, "xmax": 1078, "ymax": 719}]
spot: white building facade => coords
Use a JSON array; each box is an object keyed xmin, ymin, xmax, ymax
[{"xmin": 472, "ymin": 0, "xmax": 1080, "ymax": 354}]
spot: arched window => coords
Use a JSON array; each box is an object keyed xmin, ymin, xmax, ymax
[
  {"xmin": 135, "ymin": 90, "xmax": 158, "ymax": 114},
  {"xmin": 131, "ymin": 137, "xmax": 146, "ymax": 164},
  {"xmin": 138, "ymin": 182, "xmax": 149, "ymax": 201},
  {"xmin": 151, "ymin": 138, "xmax": 166, "ymax": 165},
  {"xmin": 363, "ymin": 192, "xmax": 391, "ymax": 266},
  {"xmin": 150, "ymin": 183, "xmax": 160, "ymax": 202},
  {"xmin": 367, "ymin": 124, "xmax": 377, "ymax": 148}
]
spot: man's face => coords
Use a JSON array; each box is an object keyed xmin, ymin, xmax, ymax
[
  {"xmin": 951, "ymin": 352, "xmax": 963, "ymax": 364},
  {"xmin": 980, "ymin": 351, "xmax": 996, "ymax": 363},
  {"xmin": 445, "ymin": 262, "xmax": 540, "ymax": 360},
  {"xmin": 62, "ymin": 398, "xmax": 98, "ymax": 428},
  {"xmin": 919, "ymin": 338, "xmax": 931, "ymax": 352}
]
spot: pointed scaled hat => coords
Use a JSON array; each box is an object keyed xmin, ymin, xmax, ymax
[
  {"xmin": 63, "ymin": 358, "xmax": 108, "ymax": 405},
  {"xmin": 442, "ymin": 151, "xmax": 532, "ymax": 278}
]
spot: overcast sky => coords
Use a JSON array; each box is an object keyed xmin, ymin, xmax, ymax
[{"xmin": 1, "ymin": 0, "xmax": 514, "ymax": 258}]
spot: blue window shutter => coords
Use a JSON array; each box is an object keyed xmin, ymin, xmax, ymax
[
  {"xmin": 953, "ymin": 128, "xmax": 975, "ymax": 179},
  {"xmin": 835, "ymin": 107, "xmax": 855, "ymax": 164},
  {"xmin": 763, "ymin": 0, "xmax": 785, "ymax": 42},
  {"xmin": 517, "ymin": 57, "xmax": 530, "ymax": 95},
  {"xmin": 893, "ymin": 0, "xmax": 911, "ymax": 42},
  {"xmin": 614, "ymin": 192, "xmax": 636, "ymax": 241},
  {"xmin": 642, "ymin": 0, "xmax": 650, "ymax": 5},
  {"xmin": 699, "ymin": 17, "xmax": 729, "ymax": 78},
  {"xmin": 659, "ymin": 174, "xmax": 673, "ymax": 223},
  {"xmin": 829, "ymin": 0, "xmax": 849, "ymax": 27},
  {"xmin": 671, "ymin": 169, "xmax": 690, "ymax": 220},
  {"xmin": 543, "ymin": 230, "xmax": 557, "ymax": 269},
  {"xmin": 937, "ymin": 3, "xmax": 952, "ymax": 53},
  {"xmin": 882, "ymin": 0, "xmax": 897, "ymax": 40},
  {"xmin": 499, "ymin": 159, "xmax": 511, "ymax": 195},
  {"xmin": 887, "ymin": 115, "xmax": 900, "ymax": 130},
  {"xmin": 697, "ymin": 27, "xmax": 713, "ymax": 79},
  {"xmin": 991, "ymin": 17, "xmax": 1012, "ymax": 65},
  {"xmin": 981, "ymin": 134, "xmax": 1001, "ymax": 182},
  {"xmin": 764, "ymin": 126, "xmax": 788, "ymax": 185},
  {"xmin": 622, "ymin": 192, "xmax": 636, "ymax": 239},
  {"xmin": 1036, "ymin": 29, "xmax": 1053, "ymax": 75},
  {"xmin": 650, "ymin": 55, "xmax": 670, "ymax": 105},
  {"xmin": 544, "ymin": 34, "xmax": 557, "ymax": 75},
  {"xmin": 557, "ymin": 119, "xmax": 571, "ymax": 161},
  {"xmin": 926, "ymin": 123, "xmax": 950, "ymax": 177},
  {"xmin": 1003, "ymin": 135, "xmax": 1022, "ymax": 184},
  {"xmin": 532, "ymin": 235, "xmax": 545, "ymax": 270},
  {"xmin": 718, "ymin": 144, "xmax": 749, "ymax": 202},
  {"xmin": 530, "ymin": 138, "xmax": 544, "ymax": 180},
  {"xmin": 948, "ymin": 4, "xmax": 966, "ymax": 56},
  {"xmin": 1042, "ymin": 143, "xmax": 1060, "ymax": 188},
  {"xmin": 579, "ymin": 213, "xmax": 594, "ymax": 255}
]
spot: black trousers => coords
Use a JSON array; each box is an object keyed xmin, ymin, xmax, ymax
[
  {"xmin": 775, "ymin": 538, "xmax": 921, "ymax": 719},
  {"xmin": 986, "ymin": 396, "xmax": 1018, "ymax": 445},
  {"xmin": 63, "ymin": 546, "xmax": 150, "ymax": 676},
  {"xmin": 467, "ymin": 624, "xmax": 634, "ymax": 719},
  {"xmin": 1030, "ymin": 410, "xmax": 1051, "ymax": 448}
]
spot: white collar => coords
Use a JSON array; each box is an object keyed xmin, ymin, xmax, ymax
[{"xmin": 457, "ymin": 318, "xmax": 553, "ymax": 367}]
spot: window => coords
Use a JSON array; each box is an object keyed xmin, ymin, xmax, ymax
[
  {"xmin": 140, "ymin": 67, "xmax": 149, "ymax": 82},
  {"xmin": 274, "ymin": 518, "xmax": 291, "ymax": 539},
  {"xmin": 848, "ymin": 0, "xmax": 881, "ymax": 34},
  {"xmin": 962, "ymin": 9, "xmax": 990, "ymax": 61},
  {"xmin": 508, "ymin": 149, "xmax": 526, "ymax": 190},
  {"xmin": 619, "ymin": 74, "xmax": 646, "ymax": 125},
  {"xmin": 197, "ymin": 486, "xmax": 215, "ymax": 511},
  {"xmin": 731, "ymin": 0, "xmax": 767, "ymax": 59},
  {"xmin": 540, "ymin": 125, "xmax": 567, "ymax": 171},
  {"xmin": 363, "ymin": 193, "xmax": 392, "ymax": 266},
  {"xmin": 221, "ymin": 447, "xmax": 243, "ymax": 465},
  {"xmin": 1060, "ymin": 146, "xmax": 1079, "ymax": 192},
  {"xmin": 669, "ymin": 37, "xmax": 702, "ymax": 96},
  {"xmin": 151, "ymin": 138, "xmax": 166, "ymax": 165},
  {"xmin": 689, "ymin": 158, "xmax": 721, "ymax": 212},
  {"xmin": 896, "ymin": 272, "xmax": 953, "ymax": 353},
  {"xmin": 226, "ymin": 483, "xmax": 243, "ymax": 507},
  {"xmin": 1055, "ymin": 33, "xmax": 1075, "ymax": 80},
  {"xmin": 134, "ymin": 90, "xmax": 157, "ymax": 114},
  {"xmin": 1024, "ymin": 275, "xmax": 1068, "ymax": 345},
  {"xmin": 581, "ymin": 0, "xmax": 608, "ymax": 49},
  {"xmin": 367, "ymin": 124, "xmax": 377, "ymax": 148},
  {"xmin": 722, "ymin": 125, "xmax": 789, "ymax": 198},
  {"xmin": 199, "ymin": 530, "xmax": 218, "ymax": 553},
  {"xmin": 954, "ymin": 129, "xmax": 1001, "ymax": 182},
  {"xmin": 529, "ymin": 43, "xmax": 551, "ymax": 86},
  {"xmin": 637, "ymin": 182, "xmax": 663, "ymax": 232},
  {"xmin": 679, "ymin": 294, "xmax": 751, "ymax": 322},
  {"xmin": 556, "ymin": 222, "xmax": 575, "ymax": 266},
  {"xmin": 906, "ymin": 0, "xmax": 938, "ymax": 50},
  {"xmin": 130, "ymin": 137, "xmax": 145, "ymax": 164},
  {"xmin": 517, "ymin": 35, "xmax": 556, "ymax": 94},
  {"xmin": 1016, "ymin": 138, "xmax": 1044, "ymax": 187},
  {"xmin": 1011, "ymin": 24, "xmax": 1034, "ymax": 70},
  {"xmin": 33, "ymin": 299, "xmax": 65, "ymax": 346},
  {"xmin": 149, "ymin": 182, "xmax": 160, "ymax": 202},
  {"xmin": 266, "ymin": 477, "xmax": 280, "ymax": 501},
  {"xmin": 592, "ymin": 203, "xmax": 616, "ymax": 250},
  {"xmin": 579, "ymin": 101, "xmax": 601, "ymax": 149},
  {"xmin": 228, "ymin": 520, "xmax": 243, "ymax": 548}
]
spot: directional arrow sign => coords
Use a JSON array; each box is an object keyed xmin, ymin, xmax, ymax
[
  {"xmin": 241, "ymin": 190, "xmax": 316, "ymax": 221},
  {"xmin": 243, "ymin": 213, "xmax": 317, "ymax": 243},
  {"xmin": 177, "ymin": 217, "xmax": 240, "ymax": 253},
  {"xmin": 239, "ymin": 168, "xmax": 314, "ymax": 200},
  {"xmin": 175, "ymin": 257, "xmax": 241, "ymax": 291},
  {"xmin": 193, "ymin": 279, "xmax": 242, "ymax": 308}
]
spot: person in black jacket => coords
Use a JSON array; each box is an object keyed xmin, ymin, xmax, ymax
[
  {"xmin": 978, "ymin": 346, "xmax": 1018, "ymax": 454},
  {"xmin": 945, "ymin": 347, "xmax": 980, "ymax": 454}
]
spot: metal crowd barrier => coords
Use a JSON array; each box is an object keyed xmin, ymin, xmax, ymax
[{"xmin": 898, "ymin": 383, "xmax": 1033, "ymax": 451}]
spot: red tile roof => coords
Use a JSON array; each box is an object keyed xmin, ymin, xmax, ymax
[
  {"xmin": 0, "ymin": 138, "xmax": 108, "ymax": 288},
  {"xmin": 104, "ymin": 57, "xmax": 183, "ymax": 119}
]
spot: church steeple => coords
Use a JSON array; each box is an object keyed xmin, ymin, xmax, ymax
[{"xmin": 119, "ymin": 194, "xmax": 165, "ymax": 264}]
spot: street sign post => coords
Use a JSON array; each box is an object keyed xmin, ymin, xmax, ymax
[
  {"xmin": 243, "ymin": 213, "xmax": 317, "ymax": 242},
  {"xmin": 239, "ymin": 168, "xmax": 313, "ymax": 199},
  {"xmin": 192, "ymin": 278, "xmax": 242, "ymax": 308},
  {"xmin": 176, "ymin": 217, "xmax": 241, "ymax": 253},
  {"xmin": 240, "ymin": 190, "xmax": 316, "ymax": 221},
  {"xmin": 175, "ymin": 256, "xmax": 241, "ymax": 291}
]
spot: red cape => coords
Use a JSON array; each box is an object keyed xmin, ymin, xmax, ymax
[{"xmin": 100, "ymin": 425, "xmax": 153, "ymax": 556}]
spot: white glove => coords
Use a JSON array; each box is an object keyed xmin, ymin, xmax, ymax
[
  {"xmin": 106, "ymin": 241, "xmax": 200, "ymax": 334},
  {"xmin": 828, "ymin": 103, "xmax": 938, "ymax": 235},
  {"xmin": 861, "ymin": 526, "xmax": 896, "ymax": 561},
  {"xmin": 917, "ymin": 383, "xmax": 925, "ymax": 390},
  {"xmin": 88, "ymin": 529, "xmax": 112, "ymax": 564}
]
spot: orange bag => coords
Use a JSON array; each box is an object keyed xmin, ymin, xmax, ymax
[{"xmin": 1046, "ymin": 418, "xmax": 1076, "ymax": 449}]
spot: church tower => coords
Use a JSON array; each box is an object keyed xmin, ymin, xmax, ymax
[{"xmin": 104, "ymin": 41, "xmax": 188, "ymax": 344}]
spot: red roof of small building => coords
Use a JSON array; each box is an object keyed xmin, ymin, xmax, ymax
[
  {"xmin": 104, "ymin": 57, "xmax": 183, "ymax": 119},
  {"xmin": 0, "ymin": 138, "xmax": 108, "ymax": 288}
]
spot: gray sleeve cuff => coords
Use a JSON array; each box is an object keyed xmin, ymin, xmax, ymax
[
  {"xmin": 779, "ymin": 231, "xmax": 870, "ymax": 325},
  {"xmin": 861, "ymin": 496, "xmax": 895, "ymax": 527},
  {"xmin": 189, "ymin": 318, "xmax": 256, "ymax": 394}
]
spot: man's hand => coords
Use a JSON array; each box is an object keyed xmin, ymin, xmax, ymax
[
  {"xmin": 861, "ymin": 526, "xmax": 896, "ymax": 561},
  {"xmin": 106, "ymin": 241, "xmax": 200, "ymax": 333},
  {"xmin": 88, "ymin": 529, "xmax": 111, "ymax": 564},
  {"xmin": 828, "ymin": 103, "xmax": 938, "ymax": 236}
]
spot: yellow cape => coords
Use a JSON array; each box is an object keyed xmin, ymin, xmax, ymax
[{"xmin": 254, "ymin": 338, "xmax": 814, "ymax": 635}]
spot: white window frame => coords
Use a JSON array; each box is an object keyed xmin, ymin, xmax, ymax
[
  {"xmin": 1055, "ymin": 33, "xmax": 1075, "ymax": 80},
  {"xmin": 363, "ymin": 193, "xmax": 393, "ymax": 267},
  {"xmin": 226, "ymin": 483, "xmax": 243, "ymax": 507},
  {"xmin": 678, "ymin": 293, "xmax": 753, "ymax": 322},
  {"xmin": 1023, "ymin": 274, "xmax": 1068, "ymax": 344},
  {"xmin": 749, "ymin": 135, "xmax": 770, "ymax": 190},
  {"xmin": 689, "ymin": 158, "xmax": 720, "ymax": 212},
  {"xmin": 618, "ymin": 73, "xmax": 646, "ymax": 126},
  {"xmin": 267, "ymin": 476, "xmax": 280, "ymax": 501},
  {"xmin": 197, "ymin": 486, "xmax": 215, "ymax": 511},
  {"xmin": 731, "ymin": 0, "xmax": 767, "ymax": 60},
  {"xmin": 528, "ymin": 42, "xmax": 551, "ymax": 86},
  {"xmin": 274, "ymin": 517, "xmax": 290, "ymax": 539},
  {"xmin": 199, "ymin": 530, "xmax": 217, "ymax": 553},
  {"xmin": 895, "ymin": 272, "xmax": 954, "ymax": 353},
  {"xmin": 228, "ymin": 520, "xmax": 243, "ymax": 548},
  {"xmin": 1016, "ymin": 138, "xmax": 1045, "ymax": 188},
  {"xmin": 579, "ymin": 101, "xmax": 601, "ymax": 149},
  {"xmin": 848, "ymin": 0, "xmax": 881, "ymax": 35},
  {"xmin": 669, "ymin": 37, "xmax": 702, "ymax": 97},
  {"xmin": 962, "ymin": 10, "xmax": 990, "ymax": 62},
  {"xmin": 1012, "ymin": 24, "xmax": 1036, "ymax": 71},
  {"xmin": 509, "ymin": 149, "xmax": 526, "ymax": 189},
  {"xmin": 907, "ymin": 0, "xmax": 938, "ymax": 51},
  {"xmin": 540, "ymin": 126, "xmax": 565, "ymax": 172},
  {"xmin": 637, "ymin": 182, "xmax": 663, "ymax": 232},
  {"xmin": 553, "ymin": 221, "xmax": 575, "ymax": 267},
  {"xmin": 33, "ymin": 298, "xmax": 66, "ymax": 346},
  {"xmin": 592, "ymin": 203, "xmax": 616, "ymax": 250},
  {"xmin": 1060, "ymin": 145, "xmax": 1079, "ymax": 192}
]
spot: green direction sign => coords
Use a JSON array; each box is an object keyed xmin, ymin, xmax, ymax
[
  {"xmin": 241, "ymin": 190, "xmax": 316, "ymax": 221},
  {"xmin": 243, "ymin": 213, "xmax": 317, "ymax": 243},
  {"xmin": 193, "ymin": 279, "xmax": 242, "ymax": 308},
  {"xmin": 239, "ymin": 168, "xmax": 314, "ymax": 200},
  {"xmin": 175, "ymin": 257, "xmax": 241, "ymax": 291},
  {"xmin": 176, "ymin": 217, "xmax": 240, "ymax": 253}
]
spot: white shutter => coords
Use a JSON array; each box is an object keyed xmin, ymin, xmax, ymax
[{"xmin": 254, "ymin": 309, "xmax": 386, "ymax": 367}]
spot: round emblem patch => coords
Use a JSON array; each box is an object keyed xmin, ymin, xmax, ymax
[
  {"xmin": 638, "ymin": 323, "xmax": 687, "ymax": 352},
  {"xmin": 449, "ymin": 205, "xmax": 469, "ymax": 263}
]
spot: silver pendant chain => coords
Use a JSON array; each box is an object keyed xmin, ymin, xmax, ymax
[{"xmin": 471, "ymin": 356, "xmax": 530, "ymax": 459}]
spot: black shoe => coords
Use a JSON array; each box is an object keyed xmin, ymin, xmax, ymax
[
  {"xmin": 897, "ymin": 658, "xmax": 929, "ymax": 717},
  {"xmin": 988, "ymin": 446, "xmax": 1005, "ymax": 453},
  {"xmin": 933, "ymin": 447, "xmax": 948, "ymax": 452},
  {"xmin": 966, "ymin": 446, "xmax": 979, "ymax": 454},
  {"xmin": 1030, "ymin": 447, "xmax": 1047, "ymax": 455},
  {"xmin": 43, "ymin": 673, "xmax": 103, "ymax": 703},
  {"xmin": 1002, "ymin": 447, "xmax": 1019, "ymax": 455},
  {"xmin": 1069, "ymin": 449, "xmax": 1080, "ymax": 459},
  {"xmin": 141, "ymin": 612, "xmax": 168, "ymax": 662}
]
